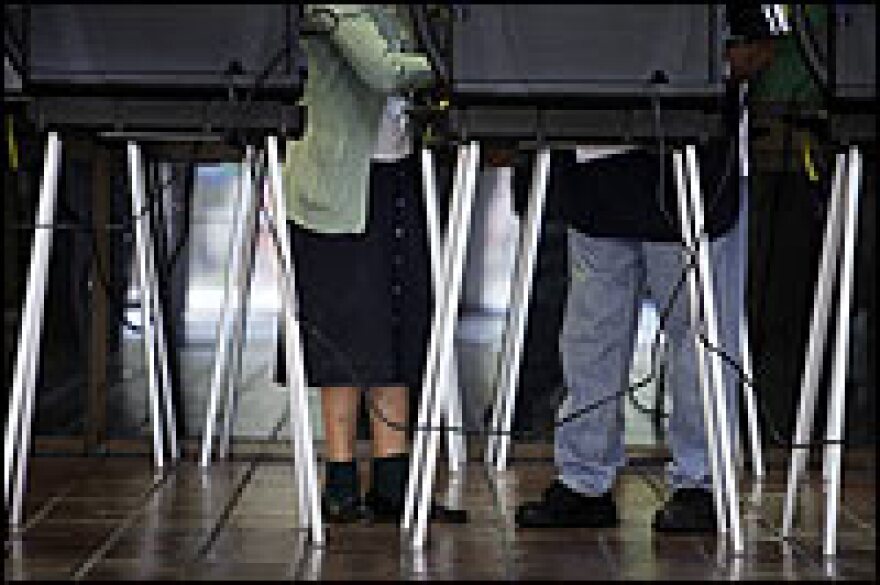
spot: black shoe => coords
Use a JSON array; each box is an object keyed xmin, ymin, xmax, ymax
[
  {"xmin": 652, "ymin": 488, "xmax": 717, "ymax": 533},
  {"xmin": 321, "ymin": 491, "xmax": 363, "ymax": 523},
  {"xmin": 363, "ymin": 490, "xmax": 469, "ymax": 524},
  {"xmin": 363, "ymin": 489, "xmax": 403, "ymax": 523},
  {"xmin": 515, "ymin": 480, "xmax": 618, "ymax": 528}
]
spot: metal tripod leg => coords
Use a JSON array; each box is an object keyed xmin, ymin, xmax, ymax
[
  {"xmin": 490, "ymin": 148, "xmax": 551, "ymax": 472},
  {"xmin": 781, "ymin": 153, "xmax": 848, "ymax": 538},
  {"xmin": 403, "ymin": 144, "xmax": 469, "ymax": 533},
  {"xmin": 737, "ymin": 85, "xmax": 764, "ymax": 479},
  {"xmin": 6, "ymin": 134, "xmax": 63, "ymax": 524},
  {"xmin": 822, "ymin": 146, "xmax": 861, "ymax": 557},
  {"xmin": 215, "ymin": 160, "xmax": 248, "ymax": 460},
  {"xmin": 673, "ymin": 151, "xmax": 728, "ymax": 534},
  {"xmin": 129, "ymin": 142, "xmax": 168, "ymax": 471},
  {"xmin": 420, "ymin": 148, "xmax": 467, "ymax": 474},
  {"xmin": 262, "ymin": 167, "xmax": 309, "ymax": 528},
  {"xmin": 486, "ymin": 165, "xmax": 537, "ymax": 468},
  {"xmin": 267, "ymin": 136, "xmax": 324, "ymax": 545},
  {"xmin": 219, "ymin": 169, "xmax": 261, "ymax": 460},
  {"xmin": 200, "ymin": 148, "xmax": 256, "ymax": 467},
  {"xmin": 486, "ymin": 183, "xmax": 528, "ymax": 467},
  {"xmin": 443, "ymin": 366, "xmax": 466, "ymax": 473},
  {"xmin": 146, "ymin": 163, "xmax": 178, "ymax": 461},
  {"xmin": 408, "ymin": 142, "xmax": 480, "ymax": 550},
  {"xmin": 684, "ymin": 145, "xmax": 743, "ymax": 555}
]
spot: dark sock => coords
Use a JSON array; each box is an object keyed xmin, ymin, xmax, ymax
[
  {"xmin": 324, "ymin": 460, "xmax": 359, "ymax": 502},
  {"xmin": 371, "ymin": 454, "xmax": 409, "ymax": 506}
]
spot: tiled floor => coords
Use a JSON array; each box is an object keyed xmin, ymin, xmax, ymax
[{"xmin": 5, "ymin": 452, "xmax": 875, "ymax": 581}]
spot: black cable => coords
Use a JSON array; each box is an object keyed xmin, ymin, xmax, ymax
[
  {"xmin": 263, "ymin": 207, "xmax": 691, "ymax": 438},
  {"xmin": 695, "ymin": 333, "xmax": 853, "ymax": 450},
  {"xmin": 627, "ymin": 352, "xmax": 670, "ymax": 422},
  {"xmin": 267, "ymin": 189, "xmax": 869, "ymax": 451}
]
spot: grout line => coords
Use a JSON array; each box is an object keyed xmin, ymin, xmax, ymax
[
  {"xmin": 187, "ymin": 409, "xmax": 290, "ymax": 566},
  {"xmin": 189, "ymin": 464, "xmax": 257, "ymax": 561},
  {"xmin": 70, "ymin": 469, "xmax": 174, "ymax": 581},
  {"xmin": 839, "ymin": 501, "xmax": 876, "ymax": 533},
  {"xmin": 5, "ymin": 459, "xmax": 100, "ymax": 546},
  {"xmin": 8, "ymin": 489, "xmax": 71, "ymax": 541}
]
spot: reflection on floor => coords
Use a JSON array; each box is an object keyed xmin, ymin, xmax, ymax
[{"xmin": 6, "ymin": 454, "xmax": 876, "ymax": 580}]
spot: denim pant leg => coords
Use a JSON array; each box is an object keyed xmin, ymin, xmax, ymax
[
  {"xmin": 556, "ymin": 229, "xmax": 642, "ymax": 496},
  {"xmin": 642, "ymin": 228, "xmax": 741, "ymax": 491}
]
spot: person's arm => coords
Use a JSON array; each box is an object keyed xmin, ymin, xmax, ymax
[{"xmin": 314, "ymin": 4, "xmax": 434, "ymax": 93}]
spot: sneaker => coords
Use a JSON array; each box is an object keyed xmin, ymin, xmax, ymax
[
  {"xmin": 652, "ymin": 488, "xmax": 717, "ymax": 533},
  {"xmin": 515, "ymin": 480, "xmax": 619, "ymax": 528}
]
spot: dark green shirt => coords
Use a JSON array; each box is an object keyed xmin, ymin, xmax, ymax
[{"xmin": 749, "ymin": 5, "xmax": 827, "ymax": 105}]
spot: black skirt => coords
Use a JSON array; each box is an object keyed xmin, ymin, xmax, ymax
[{"xmin": 275, "ymin": 155, "xmax": 432, "ymax": 389}]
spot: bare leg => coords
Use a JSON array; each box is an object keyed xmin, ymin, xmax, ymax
[
  {"xmin": 369, "ymin": 385, "xmax": 409, "ymax": 458},
  {"xmin": 366, "ymin": 385, "xmax": 411, "ymax": 518},
  {"xmin": 321, "ymin": 386, "xmax": 360, "ymax": 462}
]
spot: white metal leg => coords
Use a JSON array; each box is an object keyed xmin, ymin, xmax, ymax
[
  {"xmin": 486, "ymin": 164, "xmax": 537, "ymax": 468},
  {"xmin": 219, "ymin": 177, "xmax": 260, "ymax": 460},
  {"xmin": 739, "ymin": 313, "xmax": 762, "ymax": 476},
  {"xmin": 403, "ymin": 145, "xmax": 469, "ymax": 532},
  {"xmin": 11, "ymin": 216, "xmax": 61, "ymax": 526},
  {"xmin": 200, "ymin": 148, "xmax": 256, "ymax": 467},
  {"xmin": 673, "ymin": 150, "xmax": 728, "ymax": 535},
  {"xmin": 486, "ymin": 181, "xmax": 529, "ymax": 467},
  {"xmin": 262, "ymin": 166, "xmax": 311, "ymax": 531},
  {"xmin": 823, "ymin": 146, "xmax": 861, "ymax": 557},
  {"xmin": 218, "ymin": 231, "xmax": 251, "ymax": 459},
  {"xmin": 491, "ymin": 148, "xmax": 552, "ymax": 472},
  {"xmin": 10, "ymin": 348, "xmax": 40, "ymax": 526},
  {"xmin": 420, "ymin": 148, "xmax": 467, "ymax": 473},
  {"xmin": 737, "ymin": 85, "xmax": 764, "ymax": 479},
  {"xmin": 264, "ymin": 154, "xmax": 309, "ymax": 531},
  {"xmin": 263, "ymin": 164, "xmax": 309, "ymax": 526},
  {"xmin": 443, "ymin": 366, "xmax": 466, "ymax": 473},
  {"xmin": 685, "ymin": 145, "xmax": 743, "ymax": 554},
  {"xmin": 781, "ymin": 153, "xmax": 848, "ymax": 538},
  {"xmin": 5, "ymin": 134, "xmax": 62, "ymax": 520},
  {"xmin": 129, "ymin": 142, "xmax": 168, "ymax": 470},
  {"xmin": 146, "ymin": 165, "xmax": 178, "ymax": 461},
  {"xmin": 216, "ymin": 162, "xmax": 249, "ymax": 460},
  {"xmin": 267, "ymin": 136, "xmax": 324, "ymax": 545},
  {"xmin": 409, "ymin": 142, "xmax": 480, "ymax": 549},
  {"xmin": 287, "ymin": 310, "xmax": 312, "ymax": 532}
]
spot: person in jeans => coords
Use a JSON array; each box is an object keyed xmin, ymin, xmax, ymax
[{"xmin": 515, "ymin": 17, "xmax": 776, "ymax": 531}]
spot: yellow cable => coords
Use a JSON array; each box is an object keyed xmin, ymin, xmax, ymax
[
  {"xmin": 7, "ymin": 114, "xmax": 18, "ymax": 171},
  {"xmin": 803, "ymin": 134, "xmax": 819, "ymax": 182}
]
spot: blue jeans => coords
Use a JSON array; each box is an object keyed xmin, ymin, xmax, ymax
[{"xmin": 556, "ymin": 223, "xmax": 742, "ymax": 496}]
